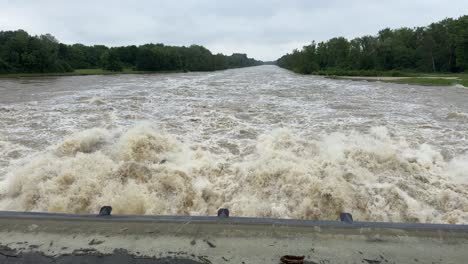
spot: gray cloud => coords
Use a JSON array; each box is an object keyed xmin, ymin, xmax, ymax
[{"xmin": 1, "ymin": 0, "xmax": 467, "ymax": 60}]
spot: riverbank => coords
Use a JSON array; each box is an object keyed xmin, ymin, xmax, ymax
[
  {"xmin": 3, "ymin": 67, "xmax": 467, "ymax": 88},
  {"xmin": 326, "ymin": 75, "xmax": 468, "ymax": 87},
  {"xmin": 0, "ymin": 66, "xmax": 265, "ymax": 78},
  {"xmin": 0, "ymin": 68, "xmax": 187, "ymax": 78}
]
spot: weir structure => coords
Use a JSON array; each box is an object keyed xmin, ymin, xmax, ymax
[{"xmin": 0, "ymin": 207, "xmax": 466, "ymax": 263}]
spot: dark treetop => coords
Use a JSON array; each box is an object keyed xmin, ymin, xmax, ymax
[
  {"xmin": 277, "ymin": 15, "xmax": 468, "ymax": 75},
  {"xmin": 0, "ymin": 30, "xmax": 262, "ymax": 74}
]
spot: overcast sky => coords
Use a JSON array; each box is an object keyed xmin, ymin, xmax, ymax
[{"xmin": 1, "ymin": 0, "xmax": 467, "ymax": 61}]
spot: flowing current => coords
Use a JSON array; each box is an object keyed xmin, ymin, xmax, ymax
[{"xmin": 0, "ymin": 66, "xmax": 467, "ymax": 224}]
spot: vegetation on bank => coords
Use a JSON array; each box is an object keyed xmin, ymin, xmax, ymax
[
  {"xmin": 328, "ymin": 74, "xmax": 468, "ymax": 87},
  {"xmin": 277, "ymin": 15, "xmax": 468, "ymax": 80},
  {"xmin": 0, "ymin": 30, "xmax": 262, "ymax": 75},
  {"xmin": 314, "ymin": 69, "xmax": 417, "ymax": 77},
  {"xmin": 0, "ymin": 68, "xmax": 189, "ymax": 78},
  {"xmin": 325, "ymin": 71, "xmax": 468, "ymax": 87},
  {"xmin": 460, "ymin": 79, "xmax": 468, "ymax": 87},
  {"xmin": 388, "ymin": 77, "xmax": 456, "ymax": 86},
  {"xmin": 386, "ymin": 77, "xmax": 468, "ymax": 87}
]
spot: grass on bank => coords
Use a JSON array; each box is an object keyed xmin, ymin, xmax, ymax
[
  {"xmin": 459, "ymin": 79, "xmax": 468, "ymax": 87},
  {"xmin": 313, "ymin": 69, "xmax": 468, "ymax": 87},
  {"xmin": 314, "ymin": 69, "xmax": 418, "ymax": 77},
  {"xmin": 387, "ymin": 77, "xmax": 460, "ymax": 86},
  {"xmin": 354, "ymin": 76, "xmax": 468, "ymax": 87}
]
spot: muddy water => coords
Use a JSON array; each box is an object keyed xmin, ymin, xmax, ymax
[{"xmin": 0, "ymin": 65, "xmax": 466, "ymax": 223}]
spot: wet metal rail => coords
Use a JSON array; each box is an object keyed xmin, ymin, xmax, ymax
[
  {"xmin": 0, "ymin": 210, "xmax": 467, "ymax": 231},
  {"xmin": 0, "ymin": 210, "xmax": 467, "ymax": 263}
]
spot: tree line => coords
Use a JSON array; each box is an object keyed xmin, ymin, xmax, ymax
[
  {"xmin": 0, "ymin": 30, "xmax": 262, "ymax": 74},
  {"xmin": 277, "ymin": 15, "xmax": 468, "ymax": 75}
]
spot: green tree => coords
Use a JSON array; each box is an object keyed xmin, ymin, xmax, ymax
[
  {"xmin": 277, "ymin": 15, "xmax": 468, "ymax": 74},
  {"xmin": 101, "ymin": 50, "xmax": 123, "ymax": 71},
  {"xmin": 0, "ymin": 29, "xmax": 261, "ymax": 74}
]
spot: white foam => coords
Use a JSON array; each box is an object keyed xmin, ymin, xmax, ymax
[{"xmin": 0, "ymin": 125, "xmax": 466, "ymax": 224}]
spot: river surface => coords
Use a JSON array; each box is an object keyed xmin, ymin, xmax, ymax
[{"xmin": 0, "ymin": 65, "xmax": 467, "ymax": 223}]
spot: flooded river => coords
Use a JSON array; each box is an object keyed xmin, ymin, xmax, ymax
[{"xmin": 0, "ymin": 65, "xmax": 466, "ymax": 223}]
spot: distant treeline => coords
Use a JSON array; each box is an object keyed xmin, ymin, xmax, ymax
[
  {"xmin": 277, "ymin": 15, "xmax": 468, "ymax": 75},
  {"xmin": 0, "ymin": 30, "xmax": 262, "ymax": 74}
]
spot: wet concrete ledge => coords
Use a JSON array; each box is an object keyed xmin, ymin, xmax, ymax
[{"xmin": 0, "ymin": 247, "xmax": 204, "ymax": 264}]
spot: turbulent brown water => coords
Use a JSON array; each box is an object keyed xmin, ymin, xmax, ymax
[{"xmin": 0, "ymin": 66, "xmax": 467, "ymax": 224}]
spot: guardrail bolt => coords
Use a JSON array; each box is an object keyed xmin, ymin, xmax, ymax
[
  {"xmin": 340, "ymin": 212, "xmax": 353, "ymax": 223},
  {"xmin": 99, "ymin": 206, "xmax": 112, "ymax": 216},
  {"xmin": 280, "ymin": 255, "xmax": 305, "ymax": 264},
  {"xmin": 217, "ymin": 208, "xmax": 229, "ymax": 218}
]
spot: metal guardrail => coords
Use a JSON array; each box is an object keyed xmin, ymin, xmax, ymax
[
  {"xmin": 0, "ymin": 208, "xmax": 466, "ymax": 232},
  {"xmin": 0, "ymin": 208, "xmax": 466, "ymax": 264}
]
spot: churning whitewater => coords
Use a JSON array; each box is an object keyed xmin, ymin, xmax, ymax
[{"xmin": 0, "ymin": 66, "xmax": 467, "ymax": 224}]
